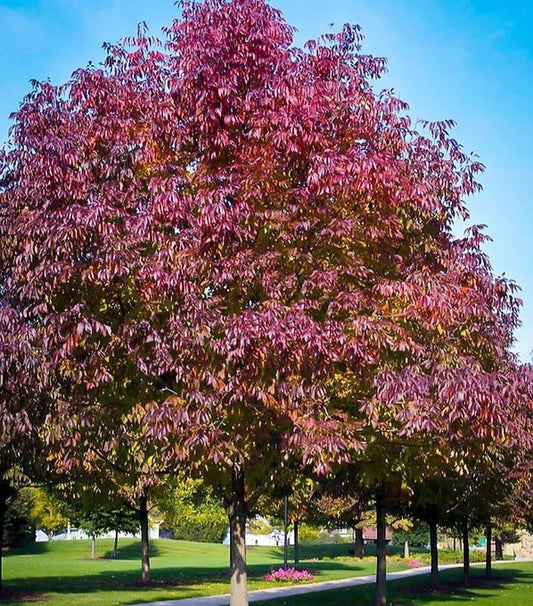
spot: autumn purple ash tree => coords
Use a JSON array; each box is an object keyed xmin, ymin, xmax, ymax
[{"xmin": 0, "ymin": 1, "xmax": 530, "ymax": 605}]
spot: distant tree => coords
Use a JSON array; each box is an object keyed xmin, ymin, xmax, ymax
[
  {"xmin": 28, "ymin": 488, "xmax": 68, "ymax": 540},
  {"xmin": 70, "ymin": 501, "xmax": 139, "ymax": 559},
  {"xmin": 391, "ymin": 522, "xmax": 429, "ymax": 550},
  {"xmin": 3, "ymin": 488, "xmax": 35, "ymax": 547},
  {"xmin": 157, "ymin": 477, "xmax": 227, "ymax": 544}
]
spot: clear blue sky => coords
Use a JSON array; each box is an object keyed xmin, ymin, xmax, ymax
[{"xmin": 1, "ymin": 0, "xmax": 531, "ymax": 361}]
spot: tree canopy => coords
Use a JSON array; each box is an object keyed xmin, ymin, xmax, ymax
[{"xmin": 0, "ymin": 1, "xmax": 531, "ymax": 605}]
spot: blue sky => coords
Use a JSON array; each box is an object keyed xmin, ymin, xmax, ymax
[{"xmin": 1, "ymin": 0, "xmax": 531, "ymax": 361}]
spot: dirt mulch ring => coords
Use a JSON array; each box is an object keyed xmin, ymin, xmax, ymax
[{"xmin": 0, "ymin": 590, "xmax": 46, "ymax": 602}]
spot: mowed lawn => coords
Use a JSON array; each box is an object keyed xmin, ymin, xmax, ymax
[
  {"xmin": 3, "ymin": 539, "xmax": 531, "ymax": 606},
  {"xmin": 2, "ymin": 538, "xmax": 405, "ymax": 605},
  {"xmin": 255, "ymin": 561, "xmax": 533, "ymax": 606}
]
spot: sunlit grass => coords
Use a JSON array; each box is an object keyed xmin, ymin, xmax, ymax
[{"xmin": 2, "ymin": 538, "xmax": 405, "ymax": 605}]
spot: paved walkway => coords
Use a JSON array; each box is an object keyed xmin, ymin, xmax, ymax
[{"xmin": 132, "ymin": 560, "xmax": 529, "ymax": 606}]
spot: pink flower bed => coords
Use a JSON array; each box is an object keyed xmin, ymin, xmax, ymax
[
  {"xmin": 408, "ymin": 559, "xmax": 422, "ymax": 568},
  {"xmin": 265, "ymin": 567, "xmax": 315, "ymax": 583}
]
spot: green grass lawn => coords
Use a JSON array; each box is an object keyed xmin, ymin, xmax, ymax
[
  {"xmin": 3, "ymin": 539, "xmax": 530, "ymax": 606},
  {"xmin": 255, "ymin": 561, "xmax": 533, "ymax": 606},
  {"xmin": 1, "ymin": 539, "xmax": 405, "ymax": 605}
]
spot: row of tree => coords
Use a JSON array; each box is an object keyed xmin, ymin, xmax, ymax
[{"xmin": 0, "ymin": 1, "xmax": 531, "ymax": 605}]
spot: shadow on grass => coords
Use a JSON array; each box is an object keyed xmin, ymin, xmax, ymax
[
  {"xmin": 100, "ymin": 540, "xmax": 165, "ymax": 561},
  {"xmin": 1, "ymin": 557, "xmax": 364, "ymax": 604},
  {"xmin": 4, "ymin": 542, "xmax": 51, "ymax": 556},
  {"xmin": 3, "ymin": 569, "xmax": 530, "ymax": 606},
  {"xmin": 4, "ymin": 543, "xmax": 529, "ymax": 606},
  {"xmin": 253, "ymin": 567, "xmax": 533, "ymax": 606}
]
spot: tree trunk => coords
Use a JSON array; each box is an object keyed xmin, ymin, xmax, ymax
[
  {"xmin": 283, "ymin": 495, "xmax": 288, "ymax": 570},
  {"xmin": 229, "ymin": 521, "xmax": 234, "ymax": 569},
  {"xmin": 374, "ymin": 485, "xmax": 387, "ymax": 606},
  {"xmin": 91, "ymin": 533, "xmax": 96, "ymax": 559},
  {"xmin": 429, "ymin": 516, "xmax": 439, "ymax": 590},
  {"xmin": 294, "ymin": 519, "xmax": 299, "ymax": 568},
  {"xmin": 404, "ymin": 538, "xmax": 410, "ymax": 559},
  {"xmin": 113, "ymin": 529, "xmax": 119, "ymax": 558},
  {"xmin": 355, "ymin": 527, "xmax": 364, "ymax": 559},
  {"xmin": 0, "ymin": 480, "xmax": 9, "ymax": 597},
  {"xmin": 495, "ymin": 535, "xmax": 503, "ymax": 561},
  {"xmin": 227, "ymin": 458, "xmax": 248, "ymax": 606},
  {"xmin": 462, "ymin": 517, "xmax": 470, "ymax": 585},
  {"xmin": 485, "ymin": 523, "xmax": 492, "ymax": 579},
  {"xmin": 139, "ymin": 492, "xmax": 151, "ymax": 584}
]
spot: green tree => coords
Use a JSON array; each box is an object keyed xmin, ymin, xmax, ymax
[
  {"xmin": 29, "ymin": 488, "xmax": 68, "ymax": 540},
  {"xmin": 158, "ymin": 477, "xmax": 227, "ymax": 544},
  {"xmin": 3, "ymin": 488, "xmax": 35, "ymax": 547}
]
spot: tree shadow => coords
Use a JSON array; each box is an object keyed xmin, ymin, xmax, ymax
[
  {"xmin": 0, "ymin": 558, "xmax": 361, "ymax": 604},
  {"xmin": 386, "ymin": 567, "xmax": 532, "ymax": 606},
  {"xmin": 3, "ymin": 542, "xmax": 51, "ymax": 557},
  {"xmin": 251, "ymin": 566, "xmax": 533, "ymax": 606},
  {"xmin": 100, "ymin": 540, "xmax": 164, "ymax": 560},
  {"xmin": 3, "ymin": 543, "xmax": 529, "ymax": 606}
]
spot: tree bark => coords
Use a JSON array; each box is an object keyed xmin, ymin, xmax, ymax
[
  {"xmin": 229, "ymin": 522, "xmax": 234, "ymax": 569},
  {"xmin": 404, "ymin": 538, "xmax": 410, "ymax": 559},
  {"xmin": 0, "ymin": 480, "xmax": 9, "ymax": 597},
  {"xmin": 113, "ymin": 529, "xmax": 119, "ymax": 558},
  {"xmin": 227, "ymin": 458, "xmax": 248, "ymax": 606},
  {"xmin": 485, "ymin": 523, "xmax": 492, "ymax": 579},
  {"xmin": 374, "ymin": 485, "xmax": 387, "ymax": 606},
  {"xmin": 283, "ymin": 495, "xmax": 288, "ymax": 570},
  {"xmin": 139, "ymin": 492, "xmax": 151, "ymax": 584},
  {"xmin": 495, "ymin": 535, "xmax": 503, "ymax": 561},
  {"xmin": 429, "ymin": 516, "xmax": 439, "ymax": 590},
  {"xmin": 355, "ymin": 527, "xmax": 364, "ymax": 559},
  {"xmin": 294, "ymin": 519, "xmax": 299, "ymax": 568},
  {"xmin": 462, "ymin": 517, "xmax": 470, "ymax": 585},
  {"xmin": 91, "ymin": 533, "xmax": 96, "ymax": 559}
]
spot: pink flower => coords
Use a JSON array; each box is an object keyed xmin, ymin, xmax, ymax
[{"xmin": 265, "ymin": 567, "xmax": 315, "ymax": 582}]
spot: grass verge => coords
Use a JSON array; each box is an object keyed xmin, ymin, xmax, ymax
[{"xmin": 254, "ymin": 561, "xmax": 533, "ymax": 606}]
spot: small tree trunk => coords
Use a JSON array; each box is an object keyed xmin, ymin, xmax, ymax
[
  {"xmin": 429, "ymin": 517, "xmax": 439, "ymax": 590},
  {"xmin": 404, "ymin": 538, "xmax": 410, "ymax": 559},
  {"xmin": 485, "ymin": 523, "xmax": 492, "ymax": 579},
  {"xmin": 355, "ymin": 527, "xmax": 364, "ymax": 559},
  {"xmin": 283, "ymin": 495, "xmax": 288, "ymax": 570},
  {"xmin": 495, "ymin": 535, "xmax": 503, "ymax": 561},
  {"xmin": 227, "ymin": 458, "xmax": 248, "ymax": 606},
  {"xmin": 113, "ymin": 529, "xmax": 119, "ymax": 558},
  {"xmin": 0, "ymin": 480, "xmax": 9, "ymax": 597},
  {"xmin": 91, "ymin": 533, "xmax": 96, "ymax": 559},
  {"xmin": 294, "ymin": 519, "xmax": 300, "ymax": 568},
  {"xmin": 462, "ymin": 517, "xmax": 470, "ymax": 585},
  {"xmin": 374, "ymin": 485, "xmax": 387, "ymax": 606},
  {"xmin": 139, "ymin": 492, "xmax": 151, "ymax": 584}
]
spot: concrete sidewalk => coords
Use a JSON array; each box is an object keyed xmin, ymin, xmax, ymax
[{"xmin": 132, "ymin": 560, "xmax": 528, "ymax": 606}]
